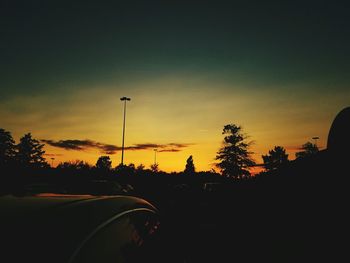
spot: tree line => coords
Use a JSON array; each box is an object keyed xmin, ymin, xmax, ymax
[
  {"xmin": 0, "ymin": 126, "xmax": 319, "ymax": 178},
  {"xmin": 214, "ymin": 124, "xmax": 319, "ymax": 177},
  {"xmin": 0, "ymin": 130, "xmax": 48, "ymax": 169}
]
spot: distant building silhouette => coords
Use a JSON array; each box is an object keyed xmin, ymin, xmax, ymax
[
  {"xmin": 287, "ymin": 106, "xmax": 350, "ymax": 179},
  {"xmin": 327, "ymin": 106, "xmax": 350, "ymax": 156},
  {"xmin": 267, "ymin": 106, "xmax": 350, "ymax": 261}
]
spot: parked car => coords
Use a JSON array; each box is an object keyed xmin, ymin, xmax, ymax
[
  {"xmin": 20, "ymin": 182, "xmax": 68, "ymax": 195},
  {"xmin": 19, "ymin": 180, "xmax": 132, "ymax": 197},
  {"xmin": 0, "ymin": 195, "xmax": 162, "ymax": 263}
]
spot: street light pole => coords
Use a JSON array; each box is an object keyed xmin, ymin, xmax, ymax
[
  {"xmin": 120, "ymin": 97, "xmax": 131, "ymax": 166},
  {"xmin": 154, "ymin": 149, "xmax": 157, "ymax": 165},
  {"xmin": 312, "ymin": 136, "xmax": 319, "ymax": 147}
]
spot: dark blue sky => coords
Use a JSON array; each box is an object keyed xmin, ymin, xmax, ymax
[{"xmin": 1, "ymin": 0, "xmax": 349, "ymax": 98}]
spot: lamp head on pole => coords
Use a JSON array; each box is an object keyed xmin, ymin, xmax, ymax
[
  {"xmin": 120, "ymin": 97, "xmax": 131, "ymax": 101},
  {"xmin": 312, "ymin": 136, "xmax": 319, "ymax": 146}
]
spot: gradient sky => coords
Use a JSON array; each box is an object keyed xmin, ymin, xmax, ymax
[{"xmin": 1, "ymin": 0, "xmax": 349, "ymax": 172}]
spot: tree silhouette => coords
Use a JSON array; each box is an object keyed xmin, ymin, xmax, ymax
[
  {"xmin": 0, "ymin": 128, "xmax": 16, "ymax": 166},
  {"xmin": 136, "ymin": 163, "xmax": 145, "ymax": 171},
  {"xmin": 295, "ymin": 141, "xmax": 319, "ymax": 159},
  {"xmin": 115, "ymin": 163, "xmax": 136, "ymax": 176},
  {"xmin": 127, "ymin": 163, "xmax": 135, "ymax": 170},
  {"xmin": 262, "ymin": 146, "xmax": 289, "ymax": 172},
  {"xmin": 57, "ymin": 160, "xmax": 91, "ymax": 170},
  {"xmin": 150, "ymin": 163, "xmax": 159, "ymax": 173},
  {"xmin": 184, "ymin": 155, "xmax": 195, "ymax": 175},
  {"xmin": 96, "ymin": 156, "xmax": 112, "ymax": 170},
  {"xmin": 215, "ymin": 124, "xmax": 255, "ymax": 179},
  {"xmin": 16, "ymin": 133, "xmax": 48, "ymax": 168}
]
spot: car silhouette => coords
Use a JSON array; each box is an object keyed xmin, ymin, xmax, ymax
[
  {"xmin": 0, "ymin": 195, "xmax": 161, "ymax": 263},
  {"xmin": 18, "ymin": 180, "xmax": 132, "ymax": 197}
]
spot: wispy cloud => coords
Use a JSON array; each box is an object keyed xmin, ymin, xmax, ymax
[
  {"xmin": 44, "ymin": 153, "xmax": 63, "ymax": 157},
  {"xmin": 285, "ymin": 145, "xmax": 303, "ymax": 151},
  {"xmin": 125, "ymin": 143, "xmax": 193, "ymax": 152},
  {"xmin": 41, "ymin": 139, "xmax": 119, "ymax": 154},
  {"xmin": 41, "ymin": 139, "xmax": 193, "ymax": 154},
  {"xmin": 158, "ymin": 148, "xmax": 181, "ymax": 152}
]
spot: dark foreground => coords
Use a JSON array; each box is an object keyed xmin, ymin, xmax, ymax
[
  {"xmin": 147, "ymin": 183, "xmax": 335, "ymax": 262},
  {"xmin": 0, "ymin": 174, "xmax": 346, "ymax": 263},
  {"xmin": 1, "ymin": 150, "xmax": 347, "ymax": 262}
]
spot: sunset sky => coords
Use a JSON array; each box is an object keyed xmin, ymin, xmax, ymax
[{"xmin": 1, "ymin": 1, "xmax": 349, "ymax": 172}]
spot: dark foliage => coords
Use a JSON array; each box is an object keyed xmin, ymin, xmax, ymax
[
  {"xmin": 262, "ymin": 146, "xmax": 289, "ymax": 171},
  {"xmin": 295, "ymin": 141, "xmax": 319, "ymax": 159},
  {"xmin": 0, "ymin": 128, "xmax": 16, "ymax": 166},
  {"xmin": 216, "ymin": 124, "xmax": 255, "ymax": 178},
  {"xmin": 184, "ymin": 155, "xmax": 195, "ymax": 175},
  {"xmin": 96, "ymin": 156, "xmax": 112, "ymax": 170},
  {"xmin": 16, "ymin": 133, "xmax": 48, "ymax": 169}
]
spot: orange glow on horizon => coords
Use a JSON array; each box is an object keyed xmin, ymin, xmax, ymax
[{"xmin": 3, "ymin": 76, "xmax": 342, "ymax": 174}]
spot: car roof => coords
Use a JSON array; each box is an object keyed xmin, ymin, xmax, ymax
[{"xmin": 0, "ymin": 195, "xmax": 157, "ymax": 263}]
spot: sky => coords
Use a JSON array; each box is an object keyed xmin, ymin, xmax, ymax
[{"xmin": 1, "ymin": 0, "xmax": 349, "ymax": 172}]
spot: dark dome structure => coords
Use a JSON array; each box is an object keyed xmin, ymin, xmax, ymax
[{"xmin": 327, "ymin": 107, "xmax": 350, "ymax": 154}]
